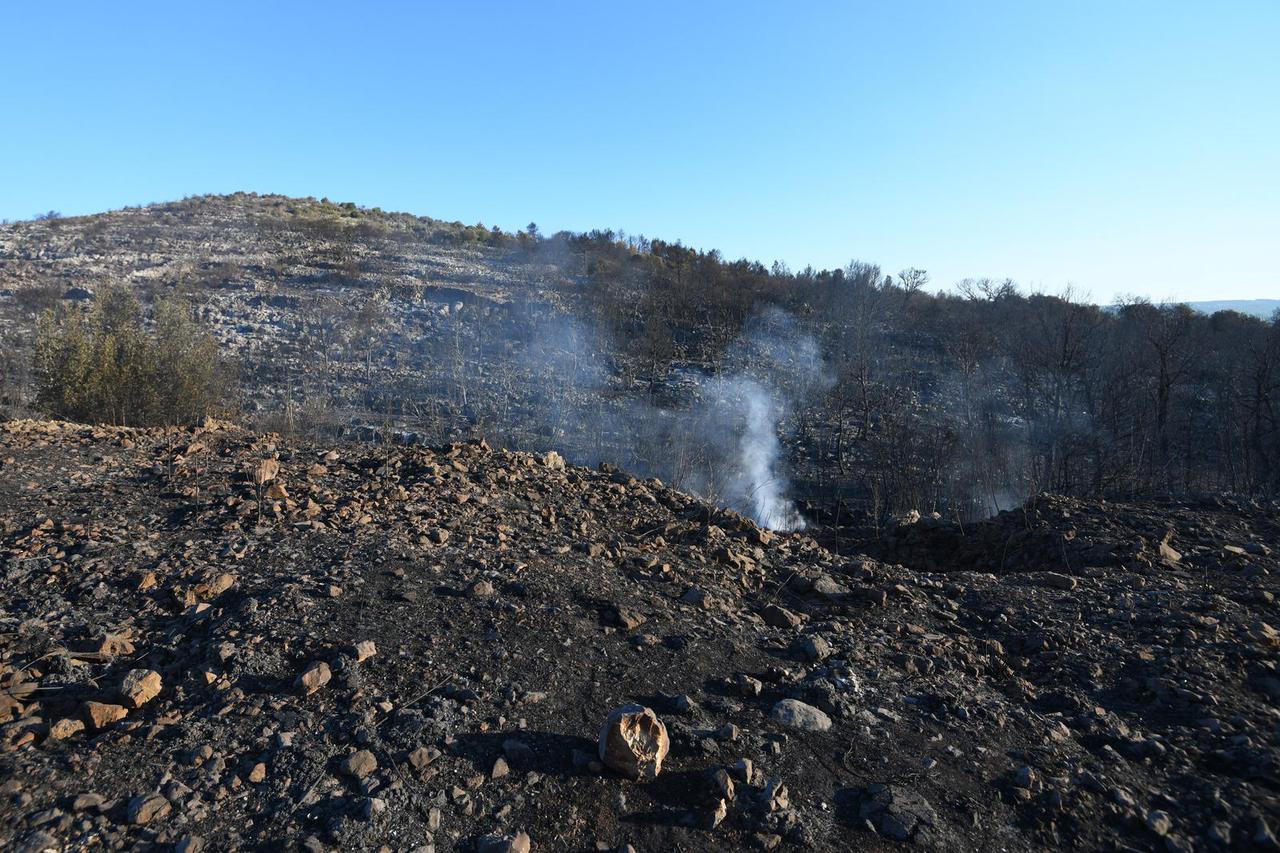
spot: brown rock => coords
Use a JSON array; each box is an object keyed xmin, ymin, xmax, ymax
[
  {"xmin": 408, "ymin": 746, "xmax": 439, "ymax": 771},
  {"xmin": 83, "ymin": 701, "xmax": 128, "ymax": 730},
  {"xmin": 598, "ymin": 704, "xmax": 669, "ymax": 780},
  {"xmin": 341, "ymin": 749, "xmax": 377, "ymax": 780},
  {"xmin": 120, "ymin": 669, "xmax": 162, "ymax": 708},
  {"xmin": 296, "ymin": 661, "xmax": 331, "ymax": 695},
  {"xmin": 48, "ymin": 718, "xmax": 86, "ymax": 740},
  {"xmin": 98, "ymin": 632, "xmax": 136, "ymax": 657},
  {"xmin": 354, "ymin": 640, "xmax": 377, "ymax": 662},
  {"xmin": 762, "ymin": 604, "xmax": 802, "ymax": 629},
  {"xmin": 203, "ymin": 573, "xmax": 236, "ymax": 597},
  {"xmin": 127, "ymin": 793, "xmax": 171, "ymax": 825},
  {"xmin": 252, "ymin": 458, "xmax": 280, "ymax": 486},
  {"xmin": 609, "ymin": 606, "xmax": 646, "ymax": 631}
]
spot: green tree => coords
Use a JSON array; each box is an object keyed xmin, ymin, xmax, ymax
[{"xmin": 33, "ymin": 286, "xmax": 234, "ymax": 426}]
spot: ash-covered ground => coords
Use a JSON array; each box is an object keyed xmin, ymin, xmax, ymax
[{"xmin": 1, "ymin": 420, "xmax": 1276, "ymax": 851}]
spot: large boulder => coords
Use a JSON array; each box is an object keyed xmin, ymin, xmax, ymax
[
  {"xmin": 770, "ymin": 698, "xmax": 832, "ymax": 732},
  {"xmin": 858, "ymin": 784, "xmax": 939, "ymax": 843},
  {"xmin": 598, "ymin": 704, "xmax": 669, "ymax": 780}
]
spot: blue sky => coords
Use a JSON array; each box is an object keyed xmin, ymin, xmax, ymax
[{"xmin": 2, "ymin": 1, "xmax": 1276, "ymax": 303}]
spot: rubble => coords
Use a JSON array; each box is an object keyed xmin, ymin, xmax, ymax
[{"xmin": 0, "ymin": 420, "xmax": 1274, "ymax": 850}]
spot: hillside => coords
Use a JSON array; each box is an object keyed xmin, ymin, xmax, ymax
[
  {"xmin": 2, "ymin": 194, "xmax": 1278, "ymax": 531},
  {"xmin": 1, "ymin": 420, "xmax": 1277, "ymax": 851}
]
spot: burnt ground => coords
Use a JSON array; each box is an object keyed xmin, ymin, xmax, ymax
[{"xmin": 0, "ymin": 420, "xmax": 1277, "ymax": 852}]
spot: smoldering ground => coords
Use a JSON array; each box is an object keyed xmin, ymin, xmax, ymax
[{"xmin": 433, "ymin": 302, "xmax": 830, "ymax": 531}]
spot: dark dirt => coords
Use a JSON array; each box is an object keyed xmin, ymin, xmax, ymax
[{"xmin": 0, "ymin": 420, "xmax": 1277, "ymax": 851}]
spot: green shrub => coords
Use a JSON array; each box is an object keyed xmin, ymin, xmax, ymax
[{"xmin": 33, "ymin": 286, "xmax": 235, "ymax": 426}]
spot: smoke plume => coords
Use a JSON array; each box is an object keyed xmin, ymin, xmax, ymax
[{"xmin": 461, "ymin": 303, "xmax": 828, "ymax": 531}]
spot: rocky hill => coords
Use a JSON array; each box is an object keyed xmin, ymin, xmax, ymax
[
  {"xmin": 5, "ymin": 193, "xmax": 1277, "ymax": 526},
  {"xmin": 1, "ymin": 420, "xmax": 1277, "ymax": 851}
]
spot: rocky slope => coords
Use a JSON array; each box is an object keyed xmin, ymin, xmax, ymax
[{"xmin": 0, "ymin": 420, "xmax": 1277, "ymax": 851}]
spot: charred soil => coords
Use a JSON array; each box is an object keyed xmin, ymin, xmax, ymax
[{"xmin": 0, "ymin": 420, "xmax": 1277, "ymax": 851}]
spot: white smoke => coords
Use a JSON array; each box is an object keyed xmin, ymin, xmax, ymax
[
  {"xmin": 442, "ymin": 302, "xmax": 828, "ymax": 532},
  {"xmin": 699, "ymin": 376, "xmax": 807, "ymax": 531},
  {"xmin": 672, "ymin": 308, "xmax": 830, "ymax": 531}
]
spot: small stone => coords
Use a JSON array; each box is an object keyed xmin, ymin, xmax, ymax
[
  {"xmin": 796, "ymin": 634, "xmax": 831, "ymax": 661},
  {"xmin": 770, "ymin": 699, "xmax": 831, "ymax": 732},
  {"xmin": 361, "ymin": 797, "xmax": 386, "ymax": 820},
  {"xmin": 812, "ymin": 575, "xmax": 849, "ymax": 597},
  {"xmin": 71, "ymin": 793, "xmax": 104, "ymax": 812},
  {"xmin": 1146, "ymin": 810, "xmax": 1172, "ymax": 837},
  {"xmin": 477, "ymin": 831, "xmax": 531, "ymax": 853},
  {"xmin": 15, "ymin": 831, "xmax": 57, "ymax": 853},
  {"xmin": 1012, "ymin": 766, "xmax": 1036, "ymax": 789},
  {"xmin": 296, "ymin": 661, "xmax": 331, "ymax": 695},
  {"xmin": 120, "ymin": 669, "xmax": 163, "ymax": 708},
  {"xmin": 610, "ymin": 606, "xmax": 646, "ymax": 631},
  {"xmin": 859, "ymin": 784, "xmax": 938, "ymax": 843},
  {"xmin": 468, "ymin": 580, "xmax": 495, "ymax": 598},
  {"xmin": 710, "ymin": 767, "xmax": 735, "ymax": 801},
  {"xmin": 127, "ymin": 793, "xmax": 171, "ymax": 825},
  {"xmin": 491, "ymin": 756, "xmax": 510, "ymax": 780},
  {"xmin": 354, "ymin": 641, "xmax": 377, "ymax": 662},
  {"xmin": 1253, "ymin": 816, "xmax": 1278, "ymax": 849},
  {"xmin": 680, "ymin": 587, "xmax": 711, "ymax": 608},
  {"xmin": 99, "ymin": 631, "xmax": 136, "ymax": 658},
  {"xmin": 83, "ymin": 701, "xmax": 128, "ymax": 730},
  {"xmin": 408, "ymin": 746, "xmax": 440, "ymax": 771},
  {"xmin": 248, "ymin": 762, "xmax": 267, "ymax": 784},
  {"xmin": 759, "ymin": 778, "xmax": 789, "ymax": 812},
  {"xmin": 175, "ymin": 835, "xmax": 205, "ymax": 853},
  {"xmin": 341, "ymin": 749, "xmax": 378, "ymax": 780},
  {"xmin": 48, "ymin": 718, "xmax": 85, "ymax": 740},
  {"xmin": 762, "ymin": 604, "xmax": 802, "ymax": 629},
  {"xmin": 1036, "ymin": 572, "xmax": 1077, "ymax": 591},
  {"xmin": 700, "ymin": 798, "xmax": 729, "ymax": 829},
  {"xmin": 503, "ymin": 739, "xmax": 535, "ymax": 767},
  {"xmin": 253, "ymin": 458, "xmax": 280, "ymax": 486}
]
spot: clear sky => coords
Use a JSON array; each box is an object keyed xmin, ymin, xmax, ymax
[{"xmin": 2, "ymin": 2, "xmax": 1277, "ymax": 303}]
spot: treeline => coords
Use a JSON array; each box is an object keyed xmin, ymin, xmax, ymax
[{"xmin": 533, "ymin": 230, "xmax": 1280, "ymax": 518}]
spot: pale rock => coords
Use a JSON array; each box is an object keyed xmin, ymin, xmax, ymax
[
  {"xmin": 770, "ymin": 698, "xmax": 832, "ymax": 732},
  {"xmin": 598, "ymin": 704, "xmax": 670, "ymax": 780}
]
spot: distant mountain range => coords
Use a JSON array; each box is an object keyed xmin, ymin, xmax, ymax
[{"xmin": 1185, "ymin": 299, "xmax": 1278, "ymax": 319}]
